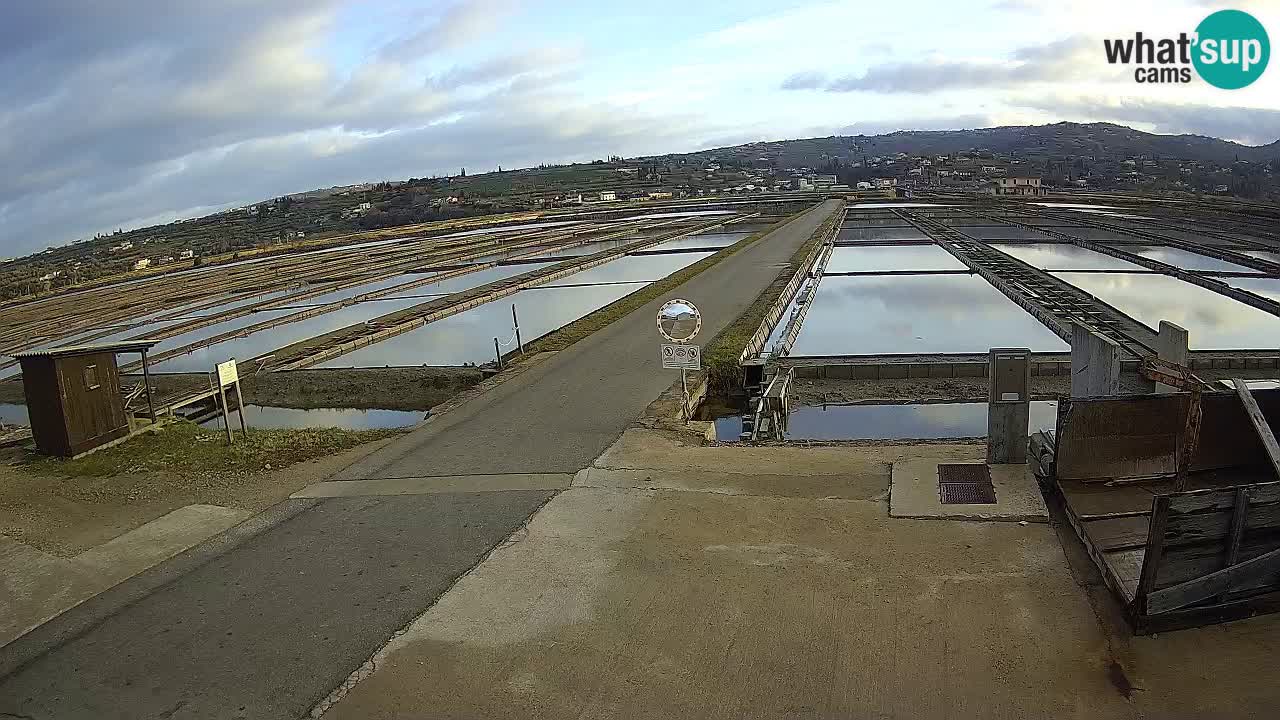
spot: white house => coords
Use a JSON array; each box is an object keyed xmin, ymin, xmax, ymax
[
  {"xmin": 598, "ymin": 190, "xmax": 617, "ymax": 202},
  {"xmin": 985, "ymin": 177, "xmax": 1044, "ymax": 196},
  {"xmin": 179, "ymin": 249, "xmax": 195, "ymax": 260},
  {"xmin": 133, "ymin": 258, "xmax": 151, "ymax": 270}
]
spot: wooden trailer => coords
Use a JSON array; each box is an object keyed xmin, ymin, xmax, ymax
[{"xmin": 1040, "ymin": 384, "xmax": 1280, "ymax": 633}]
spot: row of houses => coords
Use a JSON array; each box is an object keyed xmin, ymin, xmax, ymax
[{"xmin": 132, "ymin": 248, "xmax": 196, "ymax": 271}]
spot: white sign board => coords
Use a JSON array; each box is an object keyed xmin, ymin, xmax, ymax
[
  {"xmin": 661, "ymin": 343, "xmax": 701, "ymax": 370},
  {"xmin": 216, "ymin": 359, "xmax": 239, "ymax": 387}
]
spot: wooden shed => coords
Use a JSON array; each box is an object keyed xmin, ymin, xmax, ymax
[{"xmin": 13, "ymin": 340, "xmax": 159, "ymax": 458}]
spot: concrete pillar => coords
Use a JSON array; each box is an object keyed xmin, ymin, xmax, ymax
[
  {"xmin": 988, "ymin": 348, "xmax": 1031, "ymax": 465},
  {"xmin": 1071, "ymin": 323, "xmax": 1121, "ymax": 398},
  {"xmin": 1154, "ymin": 320, "xmax": 1190, "ymax": 393}
]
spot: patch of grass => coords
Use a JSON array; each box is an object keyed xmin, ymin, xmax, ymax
[
  {"xmin": 23, "ymin": 421, "xmax": 402, "ymax": 478},
  {"xmin": 522, "ymin": 212, "xmax": 806, "ymax": 355},
  {"xmin": 701, "ymin": 207, "xmax": 842, "ymax": 397}
]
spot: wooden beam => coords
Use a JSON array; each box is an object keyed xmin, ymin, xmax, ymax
[
  {"xmin": 1224, "ymin": 488, "xmax": 1250, "ymax": 568},
  {"xmin": 1176, "ymin": 392, "xmax": 1203, "ymax": 492},
  {"xmin": 1216, "ymin": 487, "xmax": 1251, "ymax": 605},
  {"xmin": 1135, "ymin": 495, "xmax": 1171, "ymax": 608},
  {"xmin": 1147, "ymin": 546, "xmax": 1280, "ymax": 615},
  {"xmin": 1232, "ymin": 378, "xmax": 1280, "ymax": 481}
]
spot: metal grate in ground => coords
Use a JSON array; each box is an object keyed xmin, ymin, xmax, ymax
[{"xmin": 937, "ymin": 463, "xmax": 997, "ymax": 504}]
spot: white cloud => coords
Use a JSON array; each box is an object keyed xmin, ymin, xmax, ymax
[
  {"xmin": 379, "ymin": 0, "xmax": 520, "ymax": 61},
  {"xmin": 3, "ymin": 0, "xmax": 1277, "ymax": 259}
]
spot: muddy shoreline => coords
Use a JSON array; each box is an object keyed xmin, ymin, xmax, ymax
[
  {"xmin": 788, "ymin": 366, "xmax": 1280, "ymax": 406},
  {"xmin": 1, "ymin": 366, "xmax": 485, "ymax": 412},
  {"xmin": 6, "ymin": 363, "xmax": 1277, "ymax": 417}
]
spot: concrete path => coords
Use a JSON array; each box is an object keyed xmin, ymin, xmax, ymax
[
  {"xmin": 0, "ymin": 505, "xmax": 249, "ymax": 648},
  {"xmin": 0, "ymin": 494, "xmax": 554, "ymax": 720},
  {"xmin": 0, "ymin": 201, "xmax": 841, "ymax": 719},
  {"xmin": 320, "ymin": 429, "xmax": 1280, "ymax": 720}
]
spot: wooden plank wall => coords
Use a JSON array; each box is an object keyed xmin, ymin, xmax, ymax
[
  {"xmin": 1056, "ymin": 391, "xmax": 1280, "ymax": 482},
  {"xmin": 1138, "ymin": 482, "xmax": 1280, "ymax": 617},
  {"xmin": 56, "ymin": 352, "xmax": 129, "ymax": 456},
  {"xmin": 19, "ymin": 357, "xmax": 70, "ymax": 457}
]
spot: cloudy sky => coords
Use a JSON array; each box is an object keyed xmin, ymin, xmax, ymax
[{"xmin": 3, "ymin": 0, "xmax": 1279, "ymax": 257}]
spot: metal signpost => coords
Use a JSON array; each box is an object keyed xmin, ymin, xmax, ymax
[
  {"xmin": 214, "ymin": 359, "xmax": 248, "ymax": 444},
  {"xmin": 656, "ymin": 298, "xmax": 702, "ymax": 421}
]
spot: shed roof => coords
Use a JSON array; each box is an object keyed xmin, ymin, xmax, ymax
[{"xmin": 12, "ymin": 340, "xmax": 160, "ymax": 360}]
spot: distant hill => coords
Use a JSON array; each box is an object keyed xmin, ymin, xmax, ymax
[
  {"xmin": 7, "ymin": 121, "xmax": 1279, "ymax": 301},
  {"xmin": 648, "ymin": 122, "xmax": 1280, "ymax": 168}
]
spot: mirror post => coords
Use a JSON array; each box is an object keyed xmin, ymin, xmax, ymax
[{"xmin": 681, "ymin": 367, "xmax": 688, "ymax": 423}]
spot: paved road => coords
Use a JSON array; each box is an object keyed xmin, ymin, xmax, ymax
[{"xmin": 0, "ymin": 200, "xmax": 839, "ymax": 720}]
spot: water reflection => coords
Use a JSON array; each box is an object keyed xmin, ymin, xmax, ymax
[
  {"xmin": 266, "ymin": 274, "xmax": 426, "ymax": 309},
  {"xmin": 1227, "ymin": 277, "xmax": 1280, "ymax": 303},
  {"xmin": 1112, "ymin": 245, "xmax": 1263, "ymax": 274},
  {"xmin": 966, "ymin": 227, "xmax": 1059, "ymax": 241},
  {"xmin": 180, "ymin": 288, "xmax": 304, "ymax": 318},
  {"xmin": 319, "ymin": 283, "xmax": 639, "ymax": 367},
  {"xmin": 825, "ymin": 245, "xmax": 965, "ymax": 273},
  {"xmin": 320, "ymin": 252, "xmax": 710, "ymax": 367},
  {"xmin": 837, "ymin": 228, "xmax": 927, "ymax": 243},
  {"xmin": 0, "ymin": 403, "xmax": 29, "ymax": 426},
  {"xmin": 150, "ymin": 265, "xmax": 532, "ymax": 372},
  {"xmin": 647, "ymin": 231, "xmax": 748, "ymax": 252},
  {"xmin": 791, "ymin": 274, "xmax": 1068, "ymax": 355},
  {"xmin": 200, "ymin": 405, "xmax": 421, "ymax": 430},
  {"xmin": 553, "ymin": 252, "xmax": 712, "ymax": 285},
  {"xmin": 714, "ymin": 401, "xmax": 1058, "ymax": 441},
  {"xmin": 990, "ymin": 243, "xmax": 1143, "ymax": 271},
  {"xmin": 1053, "ymin": 272, "xmax": 1280, "ymax": 350},
  {"xmin": 524, "ymin": 238, "xmax": 631, "ymax": 260}
]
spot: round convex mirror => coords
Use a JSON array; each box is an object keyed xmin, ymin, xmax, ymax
[{"xmin": 656, "ymin": 298, "xmax": 701, "ymax": 343}]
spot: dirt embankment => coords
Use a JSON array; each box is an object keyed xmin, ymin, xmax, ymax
[
  {"xmin": 1, "ymin": 367, "xmax": 485, "ymax": 412},
  {"xmin": 238, "ymin": 367, "xmax": 484, "ymax": 411},
  {"xmin": 0, "ymin": 379, "xmax": 28, "ymax": 404},
  {"xmin": 789, "ymin": 367, "xmax": 1280, "ymax": 406}
]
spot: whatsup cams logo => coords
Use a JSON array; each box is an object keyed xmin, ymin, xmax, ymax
[{"xmin": 1104, "ymin": 9, "xmax": 1270, "ymax": 88}]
